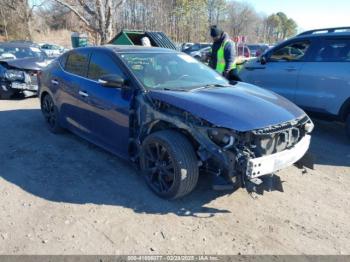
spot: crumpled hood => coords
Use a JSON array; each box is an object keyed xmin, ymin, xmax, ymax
[
  {"xmin": 148, "ymin": 82, "xmax": 306, "ymax": 132},
  {"xmin": 0, "ymin": 57, "xmax": 52, "ymax": 71}
]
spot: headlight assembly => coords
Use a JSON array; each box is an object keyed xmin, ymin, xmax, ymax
[
  {"xmin": 207, "ymin": 128, "xmax": 236, "ymax": 148},
  {"xmin": 4, "ymin": 70, "xmax": 25, "ymax": 81}
]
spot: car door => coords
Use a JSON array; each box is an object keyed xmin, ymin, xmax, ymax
[
  {"xmin": 295, "ymin": 37, "xmax": 350, "ymax": 115},
  {"xmin": 78, "ymin": 50, "xmax": 131, "ymax": 158},
  {"xmin": 242, "ymin": 40, "xmax": 311, "ymax": 102},
  {"xmin": 55, "ymin": 49, "xmax": 90, "ymax": 135}
]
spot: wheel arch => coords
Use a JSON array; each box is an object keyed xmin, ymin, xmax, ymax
[{"xmin": 146, "ymin": 120, "xmax": 200, "ymax": 149}]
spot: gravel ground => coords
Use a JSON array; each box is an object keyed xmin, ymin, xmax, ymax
[{"xmin": 0, "ymin": 97, "xmax": 349, "ymax": 255}]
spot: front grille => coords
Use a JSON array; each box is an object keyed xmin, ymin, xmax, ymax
[
  {"xmin": 250, "ymin": 116, "xmax": 310, "ymax": 156},
  {"xmin": 252, "ymin": 115, "xmax": 309, "ymax": 135}
]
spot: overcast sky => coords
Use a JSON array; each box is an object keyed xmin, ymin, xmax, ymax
[{"xmin": 242, "ymin": 0, "xmax": 349, "ymax": 32}]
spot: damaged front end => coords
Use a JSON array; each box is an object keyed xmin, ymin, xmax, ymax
[
  {"xmin": 129, "ymin": 93, "xmax": 314, "ymax": 193},
  {"xmin": 0, "ymin": 62, "xmax": 40, "ymax": 98}
]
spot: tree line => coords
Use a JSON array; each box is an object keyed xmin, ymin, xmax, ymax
[{"xmin": 0, "ymin": 0, "xmax": 298, "ymax": 45}]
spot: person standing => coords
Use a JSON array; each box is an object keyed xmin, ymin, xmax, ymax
[{"xmin": 209, "ymin": 25, "xmax": 236, "ymax": 79}]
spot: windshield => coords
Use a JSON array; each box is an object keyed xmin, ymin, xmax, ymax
[
  {"xmin": 0, "ymin": 46, "xmax": 47, "ymax": 60},
  {"xmin": 120, "ymin": 52, "xmax": 229, "ymax": 90}
]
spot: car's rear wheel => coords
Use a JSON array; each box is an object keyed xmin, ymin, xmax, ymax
[
  {"xmin": 41, "ymin": 94, "xmax": 63, "ymax": 134},
  {"xmin": 140, "ymin": 130, "xmax": 199, "ymax": 199},
  {"xmin": 346, "ymin": 113, "xmax": 350, "ymax": 139}
]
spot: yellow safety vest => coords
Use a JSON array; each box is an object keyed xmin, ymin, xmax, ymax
[{"xmin": 215, "ymin": 40, "xmax": 236, "ymax": 74}]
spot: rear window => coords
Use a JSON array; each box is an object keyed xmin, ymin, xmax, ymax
[
  {"xmin": 65, "ymin": 51, "xmax": 89, "ymax": 77},
  {"xmin": 313, "ymin": 38, "xmax": 350, "ymax": 62}
]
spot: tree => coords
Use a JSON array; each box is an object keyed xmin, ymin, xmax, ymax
[
  {"xmin": 223, "ymin": 1, "xmax": 259, "ymax": 41},
  {"xmin": 0, "ymin": 0, "xmax": 299, "ymax": 45},
  {"xmin": 53, "ymin": 0, "xmax": 124, "ymax": 44},
  {"xmin": 284, "ymin": 18, "xmax": 297, "ymax": 38},
  {"xmin": 263, "ymin": 12, "xmax": 297, "ymax": 43},
  {"xmin": 207, "ymin": 0, "xmax": 226, "ymax": 26},
  {"xmin": 264, "ymin": 14, "xmax": 281, "ymax": 43},
  {"xmin": 1, "ymin": 0, "xmax": 32, "ymax": 40}
]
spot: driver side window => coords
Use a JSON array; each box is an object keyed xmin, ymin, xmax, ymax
[
  {"xmin": 87, "ymin": 52, "xmax": 124, "ymax": 81},
  {"xmin": 270, "ymin": 41, "xmax": 310, "ymax": 62}
]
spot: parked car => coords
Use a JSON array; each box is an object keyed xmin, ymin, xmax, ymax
[
  {"xmin": 39, "ymin": 43, "xmax": 66, "ymax": 57},
  {"xmin": 247, "ymin": 44, "xmax": 269, "ymax": 57},
  {"xmin": 239, "ymin": 27, "xmax": 350, "ymax": 138},
  {"xmin": 182, "ymin": 43, "xmax": 211, "ymax": 55},
  {"xmin": 237, "ymin": 45, "xmax": 250, "ymax": 58},
  {"xmin": 39, "ymin": 46, "xmax": 314, "ymax": 199},
  {"xmin": 190, "ymin": 46, "xmax": 211, "ymax": 63},
  {"xmin": 181, "ymin": 42, "xmax": 194, "ymax": 51},
  {"xmin": 0, "ymin": 41, "xmax": 52, "ymax": 99}
]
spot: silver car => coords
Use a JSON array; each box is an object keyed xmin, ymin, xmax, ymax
[{"xmin": 239, "ymin": 27, "xmax": 350, "ymax": 138}]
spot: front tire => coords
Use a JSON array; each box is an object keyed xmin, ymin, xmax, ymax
[
  {"xmin": 41, "ymin": 94, "xmax": 63, "ymax": 134},
  {"xmin": 140, "ymin": 130, "xmax": 199, "ymax": 199}
]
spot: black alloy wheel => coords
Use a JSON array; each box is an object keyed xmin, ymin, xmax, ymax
[
  {"xmin": 143, "ymin": 141, "xmax": 176, "ymax": 194},
  {"xmin": 140, "ymin": 130, "xmax": 199, "ymax": 199},
  {"xmin": 41, "ymin": 94, "xmax": 62, "ymax": 133}
]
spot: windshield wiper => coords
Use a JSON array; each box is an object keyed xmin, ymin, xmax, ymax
[
  {"xmin": 157, "ymin": 87, "xmax": 188, "ymax": 92},
  {"xmin": 190, "ymin": 84, "xmax": 230, "ymax": 92}
]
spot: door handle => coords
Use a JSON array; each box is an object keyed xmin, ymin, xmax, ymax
[
  {"xmin": 51, "ymin": 79, "xmax": 59, "ymax": 85},
  {"xmin": 78, "ymin": 90, "xmax": 89, "ymax": 97},
  {"xmin": 285, "ymin": 67, "xmax": 297, "ymax": 71}
]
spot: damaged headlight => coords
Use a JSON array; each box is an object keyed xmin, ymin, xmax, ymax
[
  {"xmin": 4, "ymin": 70, "xmax": 25, "ymax": 82},
  {"xmin": 207, "ymin": 128, "xmax": 236, "ymax": 148}
]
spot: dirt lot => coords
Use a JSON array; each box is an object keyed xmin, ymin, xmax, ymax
[{"xmin": 0, "ymin": 97, "xmax": 349, "ymax": 255}]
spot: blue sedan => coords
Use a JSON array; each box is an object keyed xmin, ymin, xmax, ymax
[{"xmin": 38, "ymin": 45, "xmax": 313, "ymax": 199}]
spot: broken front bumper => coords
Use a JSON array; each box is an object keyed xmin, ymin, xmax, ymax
[
  {"xmin": 246, "ymin": 134, "xmax": 311, "ymax": 178},
  {"xmin": 11, "ymin": 82, "xmax": 38, "ymax": 91}
]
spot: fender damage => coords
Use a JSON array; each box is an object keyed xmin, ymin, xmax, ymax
[{"xmin": 129, "ymin": 90, "xmax": 314, "ymax": 192}]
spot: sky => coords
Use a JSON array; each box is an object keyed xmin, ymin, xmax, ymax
[{"xmin": 241, "ymin": 0, "xmax": 350, "ymax": 32}]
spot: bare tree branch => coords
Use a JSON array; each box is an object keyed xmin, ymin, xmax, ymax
[
  {"xmin": 77, "ymin": 0, "xmax": 96, "ymax": 16},
  {"xmin": 53, "ymin": 0, "xmax": 94, "ymax": 29}
]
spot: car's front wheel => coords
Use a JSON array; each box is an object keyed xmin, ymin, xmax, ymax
[
  {"xmin": 140, "ymin": 130, "xmax": 199, "ymax": 199},
  {"xmin": 41, "ymin": 94, "xmax": 63, "ymax": 134}
]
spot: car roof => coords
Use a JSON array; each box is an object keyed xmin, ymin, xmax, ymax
[
  {"xmin": 294, "ymin": 32, "xmax": 350, "ymax": 40},
  {"xmin": 294, "ymin": 27, "xmax": 350, "ymax": 39}
]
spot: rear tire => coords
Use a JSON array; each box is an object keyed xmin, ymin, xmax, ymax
[
  {"xmin": 41, "ymin": 94, "xmax": 63, "ymax": 134},
  {"xmin": 346, "ymin": 113, "xmax": 350, "ymax": 139},
  {"xmin": 140, "ymin": 130, "xmax": 199, "ymax": 199}
]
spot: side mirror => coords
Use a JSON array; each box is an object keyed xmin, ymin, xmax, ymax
[
  {"xmin": 98, "ymin": 74, "xmax": 125, "ymax": 88},
  {"xmin": 260, "ymin": 55, "xmax": 267, "ymax": 65}
]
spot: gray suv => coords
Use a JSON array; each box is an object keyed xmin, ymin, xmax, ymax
[{"xmin": 239, "ymin": 27, "xmax": 350, "ymax": 138}]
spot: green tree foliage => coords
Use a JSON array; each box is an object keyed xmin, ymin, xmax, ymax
[{"xmin": 263, "ymin": 12, "xmax": 297, "ymax": 43}]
